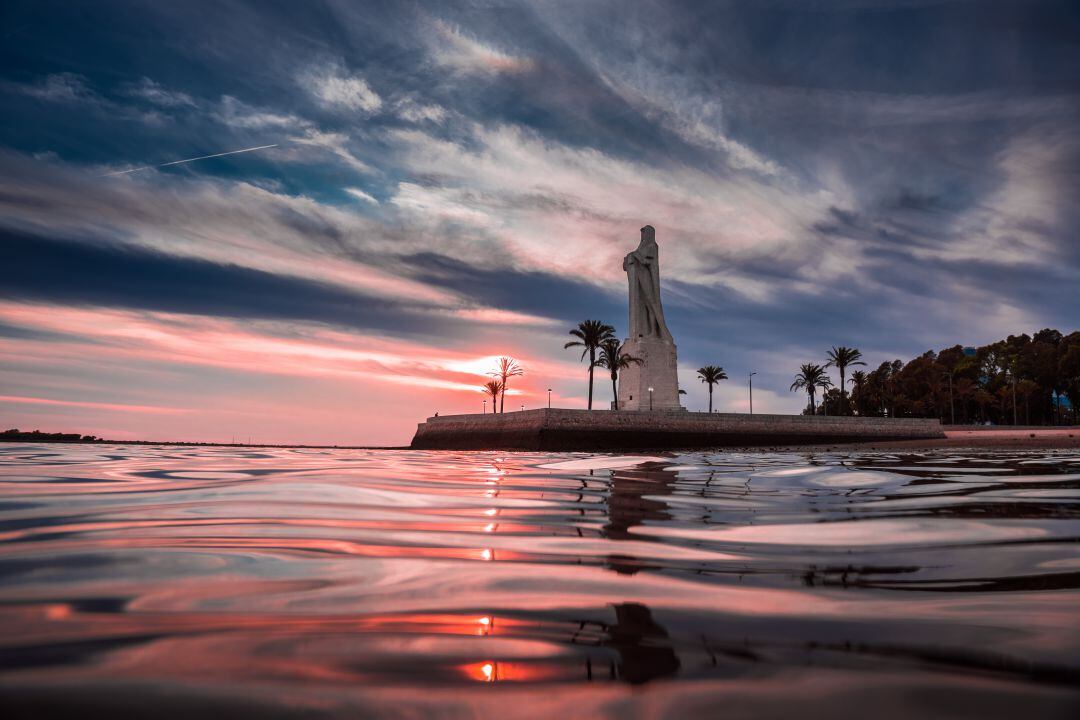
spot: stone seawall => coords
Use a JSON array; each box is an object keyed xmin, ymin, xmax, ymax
[{"xmin": 410, "ymin": 409, "xmax": 944, "ymax": 451}]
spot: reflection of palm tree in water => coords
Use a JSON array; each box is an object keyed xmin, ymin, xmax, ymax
[{"xmin": 601, "ymin": 464, "xmax": 676, "ymax": 574}]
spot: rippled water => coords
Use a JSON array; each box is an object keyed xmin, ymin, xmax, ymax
[{"xmin": 1, "ymin": 444, "xmax": 1078, "ymax": 718}]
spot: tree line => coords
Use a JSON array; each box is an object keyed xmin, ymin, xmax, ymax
[
  {"xmin": 795, "ymin": 329, "xmax": 1079, "ymax": 424},
  {"xmin": 1, "ymin": 429, "xmax": 101, "ymax": 442}
]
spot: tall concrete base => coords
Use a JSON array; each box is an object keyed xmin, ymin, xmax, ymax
[{"xmin": 617, "ymin": 336, "xmax": 683, "ymax": 411}]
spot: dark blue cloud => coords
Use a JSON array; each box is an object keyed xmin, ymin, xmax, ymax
[
  {"xmin": 0, "ymin": 227, "xmax": 442, "ymax": 335},
  {"xmin": 403, "ymin": 252, "xmax": 624, "ymax": 328}
]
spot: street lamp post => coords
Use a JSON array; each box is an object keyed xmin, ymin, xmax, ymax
[
  {"xmin": 483, "ymin": 399, "xmax": 487, "ymax": 414},
  {"xmin": 749, "ymin": 372, "xmax": 757, "ymax": 415},
  {"xmin": 648, "ymin": 386, "xmax": 654, "ymax": 411},
  {"xmin": 520, "ymin": 404, "xmax": 525, "ymax": 412},
  {"xmin": 547, "ymin": 388, "xmax": 552, "ymax": 409}
]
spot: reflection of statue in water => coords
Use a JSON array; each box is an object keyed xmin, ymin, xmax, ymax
[
  {"xmin": 601, "ymin": 464, "xmax": 675, "ymax": 575},
  {"xmin": 573, "ymin": 601, "xmax": 681, "ymax": 685},
  {"xmin": 624, "ymin": 225, "xmax": 673, "ymax": 342},
  {"xmin": 607, "ymin": 603, "xmax": 680, "ymax": 684},
  {"xmin": 604, "ymin": 466, "xmax": 674, "ymax": 539}
]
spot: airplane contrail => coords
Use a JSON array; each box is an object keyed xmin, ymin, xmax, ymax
[{"xmin": 101, "ymin": 143, "xmax": 279, "ymax": 176}]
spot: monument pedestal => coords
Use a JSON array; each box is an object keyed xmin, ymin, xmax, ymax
[{"xmin": 617, "ymin": 336, "xmax": 684, "ymax": 411}]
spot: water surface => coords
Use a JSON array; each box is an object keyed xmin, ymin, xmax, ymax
[{"xmin": 1, "ymin": 444, "xmax": 1078, "ymax": 718}]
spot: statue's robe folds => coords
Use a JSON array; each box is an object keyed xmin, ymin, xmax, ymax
[{"xmin": 623, "ymin": 238, "xmax": 673, "ymax": 343}]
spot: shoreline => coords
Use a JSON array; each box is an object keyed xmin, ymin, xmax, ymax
[
  {"xmin": 2, "ymin": 427, "xmax": 1076, "ymax": 453},
  {"xmin": 802, "ymin": 427, "xmax": 1080, "ymax": 452}
]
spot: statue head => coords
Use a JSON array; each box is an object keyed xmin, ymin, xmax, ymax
[{"xmin": 640, "ymin": 225, "xmax": 656, "ymax": 244}]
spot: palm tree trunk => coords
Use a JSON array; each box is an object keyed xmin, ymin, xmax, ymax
[
  {"xmin": 499, "ymin": 380, "xmax": 506, "ymax": 414},
  {"xmin": 611, "ymin": 372, "xmax": 618, "ymax": 411},
  {"xmin": 587, "ymin": 348, "xmax": 595, "ymax": 410},
  {"xmin": 708, "ymin": 384, "xmax": 713, "ymax": 413},
  {"xmin": 809, "ymin": 389, "xmax": 816, "ymax": 414},
  {"xmin": 839, "ymin": 368, "xmax": 847, "ymax": 415}
]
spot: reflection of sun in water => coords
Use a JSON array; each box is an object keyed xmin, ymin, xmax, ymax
[
  {"xmin": 484, "ymin": 508, "xmax": 498, "ymax": 516},
  {"xmin": 480, "ymin": 548, "xmax": 493, "ymax": 561},
  {"xmin": 484, "ymin": 523, "xmax": 496, "ymax": 533},
  {"xmin": 462, "ymin": 660, "xmax": 500, "ymax": 682}
]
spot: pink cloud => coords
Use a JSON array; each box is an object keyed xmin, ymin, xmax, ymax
[
  {"xmin": 0, "ymin": 302, "xmax": 589, "ymax": 444},
  {"xmin": 0, "ymin": 394, "xmax": 189, "ymax": 415}
]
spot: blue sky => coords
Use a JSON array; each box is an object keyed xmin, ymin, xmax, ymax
[{"xmin": 1, "ymin": 0, "xmax": 1078, "ymax": 444}]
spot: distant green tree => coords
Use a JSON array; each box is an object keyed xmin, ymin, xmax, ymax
[
  {"xmin": 790, "ymin": 363, "xmax": 833, "ymax": 414},
  {"xmin": 1059, "ymin": 342, "xmax": 1080, "ymax": 423},
  {"xmin": 973, "ymin": 388, "xmax": 995, "ymax": 423},
  {"xmin": 490, "ymin": 357, "xmax": 523, "ymax": 414},
  {"xmin": 819, "ymin": 387, "xmax": 843, "ymax": 416},
  {"xmin": 825, "ymin": 346, "xmax": 866, "ymax": 415},
  {"xmin": 593, "ymin": 339, "xmax": 642, "ymax": 411},
  {"xmin": 1016, "ymin": 379, "xmax": 1039, "ymax": 425},
  {"xmin": 849, "ymin": 370, "xmax": 868, "ymax": 415},
  {"xmin": 954, "ymin": 377, "xmax": 975, "ymax": 423},
  {"xmin": 696, "ymin": 365, "xmax": 728, "ymax": 413},
  {"xmin": 564, "ymin": 320, "xmax": 616, "ymax": 410}
]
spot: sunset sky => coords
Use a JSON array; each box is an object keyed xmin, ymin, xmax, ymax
[{"xmin": 2, "ymin": 0, "xmax": 1078, "ymax": 445}]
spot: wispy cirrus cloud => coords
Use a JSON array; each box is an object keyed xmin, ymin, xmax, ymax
[
  {"xmin": 18, "ymin": 72, "xmax": 96, "ymax": 103},
  {"xmin": 286, "ymin": 129, "xmax": 372, "ymax": 173},
  {"xmin": 428, "ymin": 19, "xmax": 534, "ymax": 75},
  {"xmin": 302, "ymin": 63, "xmax": 383, "ymax": 113},
  {"xmin": 0, "ymin": 394, "xmax": 191, "ymax": 415},
  {"xmin": 215, "ymin": 94, "xmax": 307, "ymax": 130},
  {"xmin": 125, "ymin": 77, "xmax": 196, "ymax": 108},
  {"xmin": 345, "ymin": 187, "xmax": 379, "ymax": 204}
]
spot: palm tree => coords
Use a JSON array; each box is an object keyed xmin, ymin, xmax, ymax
[
  {"xmin": 697, "ymin": 366, "xmax": 728, "ymax": 413},
  {"xmin": 482, "ymin": 380, "xmax": 503, "ymax": 414},
  {"xmin": 790, "ymin": 363, "xmax": 833, "ymax": 414},
  {"xmin": 564, "ymin": 320, "xmax": 616, "ymax": 410},
  {"xmin": 848, "ymin": 370, "xmax": 868, "ymax": 416},
  {"xmin": 593, "ymin": 339, "xmax": 642, "ymax": 410},
  {"xmin": 489, "ymin": 357, "xmax": 523, "ymax": 414},
  {"xmin": 825, "ymin": 346, "xmax": 866, "ymax": 415}
]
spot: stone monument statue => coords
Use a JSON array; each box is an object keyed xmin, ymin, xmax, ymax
[
  {"xmin": 624, "ymin": 225, "xmax": 674, "ymax": 343},
  {"xmin": 617, "ymin": 226, "xmax": 684, "ymax": 411}
]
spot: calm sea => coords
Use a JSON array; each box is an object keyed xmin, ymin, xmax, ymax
[{"xmin": 1, "ymin": 444, "xmax": 1078, "ymax": 718}]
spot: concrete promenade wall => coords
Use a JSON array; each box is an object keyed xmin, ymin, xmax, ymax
[{"xmin": 410, "ymin": 409, "xmax": 944, "ymax": 450}]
